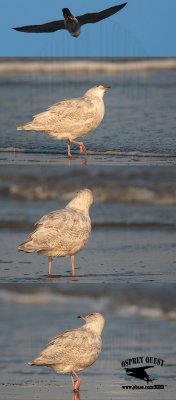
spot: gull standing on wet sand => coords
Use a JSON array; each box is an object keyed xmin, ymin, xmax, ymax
[
  {"xmin": 17, "ymin": 85, "xmax": 110, "ymax": 158},
  {"xmin": 29, "ymin": 313, "xmax": 105, "ymax": 392},
  {"xmin": 18, "ymin": 189, "xmax": 93, "ymax": 278},
  {"xmin": 13, "ymin": 3, "xmax": 127, "ymax": 37}
]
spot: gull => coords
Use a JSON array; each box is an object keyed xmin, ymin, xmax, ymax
[
  {"xmin": 18, "ymin": 189, "xmax": 93, "ymax": 278},
  {"xmin": 17, "ymin": 85, "xmax": 110, "ymax": 158},
  {"xmin": 13, "ymin": 3, "xmax": 128, "ymax": 37},
  {"xmin": 29, "ymin": 313, "xmax": 105, "ymax": 392}
]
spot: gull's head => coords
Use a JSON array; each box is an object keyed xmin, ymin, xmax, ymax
[
  {"xmin": 85, "ymin": 85, "xmax": 111, "ymax": 99},
  {"xmin": 62, "ymin": 8, "xmax": 74, "ymax": 20},
  {"xmin": 66, "ymin": 189, "xmax": 93, "ymax": 214},
  {"xmin": 78, "ymin": 313, "xmax": 105, "ymax": 335}
]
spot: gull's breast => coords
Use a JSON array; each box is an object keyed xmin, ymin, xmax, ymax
[{"xmin": 64, "ymin": 19, "xmax": 80, "ymax": 37}]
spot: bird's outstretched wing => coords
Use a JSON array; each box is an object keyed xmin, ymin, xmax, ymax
[
  {"xmin": 13, "ymin": 19, "xmax": 65, "ymax": 33},
  {"xmin": 77, "ymin": 3, "xmax": 127, "ymax": 26},
  {"xmin": 126, "ymin": 366, "xmax": 154, "ymax": 372}
]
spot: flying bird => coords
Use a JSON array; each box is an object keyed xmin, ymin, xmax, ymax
[
  {"xmin": 17, "ymin": 85, "xmax": 110, "ymax": 158},
  {"xmin": 125, "ymin": 366, "xmax": 154, "ymax": 383},
  {"xmin": 13, "ymin": 3, "xmax": 128, "ymax": 37},
  {"xmin": 29, "ymin": 313, "xmax": 105, "ymax": 392},
  {"xmin": 18, "ymin": 189, "xmax": 93, "ymax": 278}
]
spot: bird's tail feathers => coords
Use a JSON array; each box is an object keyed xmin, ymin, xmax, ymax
[
  {"xmin": 17, "ymin": 123, "xmax": 34, "ymax": 131},
  {"xmin": 28, "ymin": 361, "xmax": 35, "ymax": 366},
  {"xmin": 18, "ymin": 241, "xmax": 34, "ymax": 253},
  {"xmin": 28, "ymin": 357, "xmax": 53, "ymax": 367},
  {"xmin": 28, "ymin": 358, "xmax": 44, "ymax": 366}
]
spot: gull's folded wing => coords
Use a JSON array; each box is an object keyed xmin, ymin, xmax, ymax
[
  {"xmin": 77, "ymin": 3, "xmax": 127, "ymax": 26},
  {"xmin": 13, "ymin": 19, "xmax": 65, "ymax": 33}
]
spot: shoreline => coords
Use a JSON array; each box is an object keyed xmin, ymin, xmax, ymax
[{"xmin": 0, "ymin": 152, "xmax": 175, "ymax": 166}]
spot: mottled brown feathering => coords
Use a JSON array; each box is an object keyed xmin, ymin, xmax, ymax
[
  {"xmin": 18, "ymin": 189, "xmax": 93, "ymax": 258},
  {"xmin": 29, "ymin": 313, "xmax": 105, "ymax": 374}
]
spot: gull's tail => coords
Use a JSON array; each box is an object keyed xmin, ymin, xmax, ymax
[
  {"xmin": 28, "ymin": 355, "xmax": 49, "ymax": 366},
  {"xmin": 28, "ymin": 361, "xmax": 35, "ymax": 366},
  {"xmin": 17, "ymin": 123, "xmax": 34, "ymax": 131},
  {"xmin": 28, "ymin": 358, "xmax": 43, "ymax": 366},
  {"xmin": 18, "ymin": 240, "xmax": 34, "ymax": 253}
]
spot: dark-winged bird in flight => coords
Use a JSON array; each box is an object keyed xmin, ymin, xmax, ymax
[
  {"xmin": 13, "ymin": 3, "xmax": 127, "ymax": 38},
  {"xmin": 125, "ymin": 366, "xmax": 154, "ymax": 383}
]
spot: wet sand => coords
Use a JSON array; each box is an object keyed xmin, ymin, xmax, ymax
[
  {"xmin": 1, "ymin": 152, "xmax": 176, "ymax": 166},
  {"xmin": 0, "ymin": 226, "xmax": 175, "ymax": 284}
]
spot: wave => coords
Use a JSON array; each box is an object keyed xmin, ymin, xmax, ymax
[
  {"xmin": 5, "ymin": 184, "xmax": 176, "ymax": 206},
  {"xmin": 0, "ymin": 287, "xmax": 175, "ymax": 321},
  {"xmin": 0, "ymin": 147, "xmax": 25, "ymax": 153},
  {"xmin": 114, "ymin": 305, "xmax": 176, "ymax": 321},
  {"xmin": 0, "ymin": 58, "xmax": 176, "ymax": 74},
  {"xmin": 89, "ymin": 151, "xmax": 176, "ymax": 158}
]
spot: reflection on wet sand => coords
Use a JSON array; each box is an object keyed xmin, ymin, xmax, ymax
[
  {"xmin": 67, "ymin": 156, "xmax": 88, "ymax": 167},
  {"xmin": 73, "ymin": 391, "xmax": 80, "ymax": 400},
  {"xmin": 47, "ymin": 274, "xmax": 77, "ymax": 283}
]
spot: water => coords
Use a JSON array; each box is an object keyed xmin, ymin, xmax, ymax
[{"xmin": 0, "ymin": 59, "xmax": 176, "ymax": 162}]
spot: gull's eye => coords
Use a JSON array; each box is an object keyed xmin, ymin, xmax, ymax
[{"xmin": 90, "ymin": 313, "xmax": 94, "ymax": 316}]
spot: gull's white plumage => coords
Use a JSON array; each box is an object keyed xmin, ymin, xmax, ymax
[
  {"xmin": 29, "ymin": 313, "xmax": 105, "ymax": 391},
  {"xmin": 17, "ymin": 85, "xmax": 110, "ymax": 157},
  {"xmin": 18, "ymin": 189, "xmax": 93, "ymax": 277}
]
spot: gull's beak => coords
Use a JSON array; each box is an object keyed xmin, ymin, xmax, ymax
[
  {"xmin": 62, "ymin": 8, "xmax": 74, "ymax": 19},
  {"xmin": 77, "ymin": 315, "xmax": 85, "ymax": 321},
  {"xmin": 104, "ymin": 86, "xmax": 111, "ymax": 91}
]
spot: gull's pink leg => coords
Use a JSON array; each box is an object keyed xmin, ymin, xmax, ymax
[
  {"xmin": 71, "ymin": 369, "xmax": 81, "ymax": 392},
  {"xmin": 48, "ymin": 256, "xmax": 53, "ymax": 276},
  {"xmin": 70, "ymin": 372, "xmax": 75, "ymax": 390},
  {"xmin": 71, "ymin": 255, "xmax": 76, "ymax": 279},
  {"xmin": 69, "ymin": 139, "xmax": 87, "ymax": 155},
  {"xmin": 67, "ymin": 139, "xmax": 71, "ymax": 158}
]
